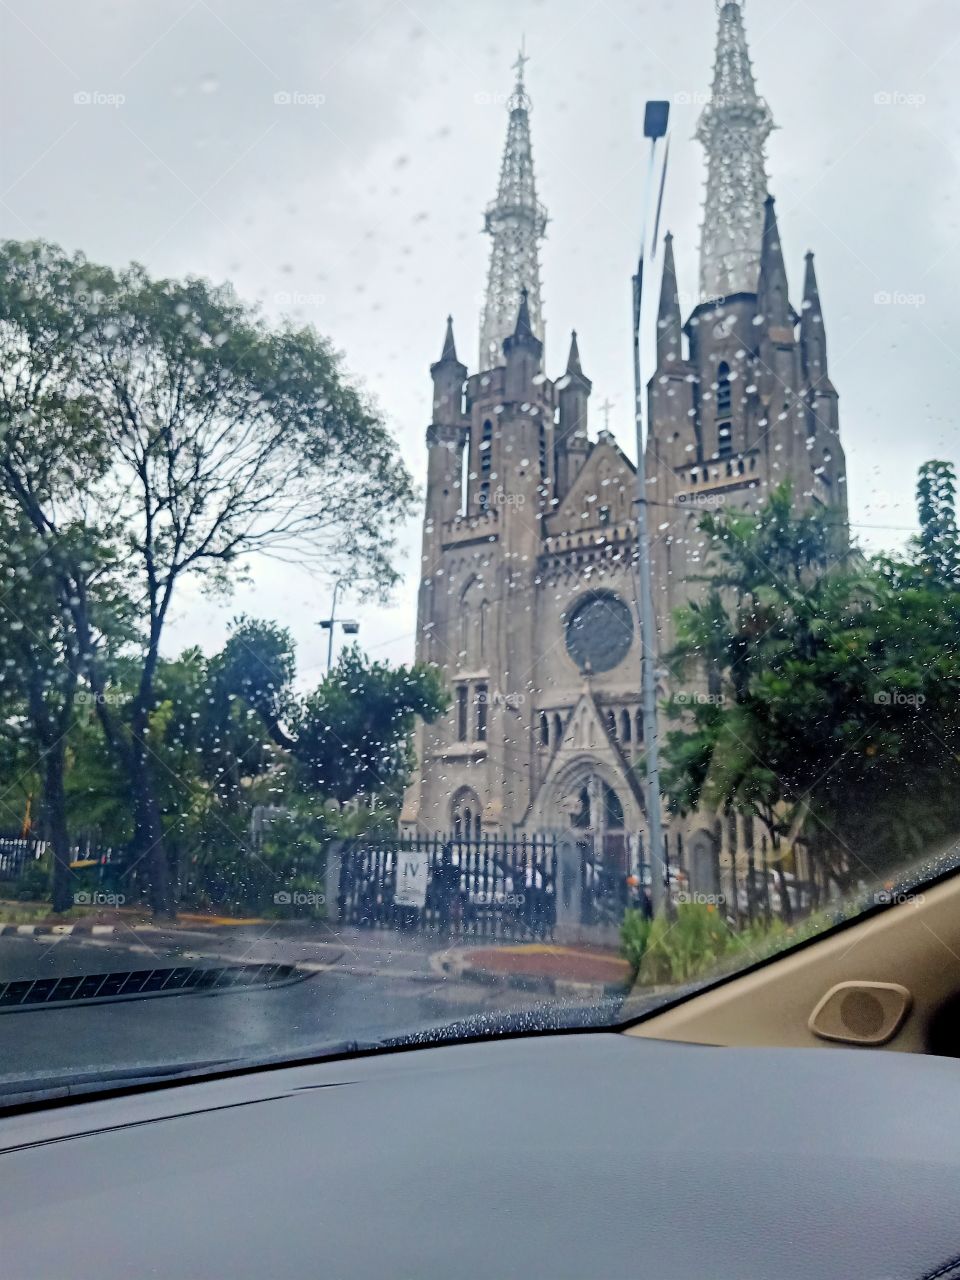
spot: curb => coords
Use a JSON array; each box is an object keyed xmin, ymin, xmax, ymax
[
  {"xmin": 0, "ymin": 922, "xmax": 234, "ymax": 939},
  {"xmin": 0, "ymin": 927, "xmax": 450, "ymax": 986},
  {"xmin": 0, "ymin": 923, "xmax": 122, "ymax": 937},
  {"xmin": 434, "ymin": 951, "xmax": 630, "ymax": 1000}
]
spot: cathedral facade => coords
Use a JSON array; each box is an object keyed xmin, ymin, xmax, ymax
[{"xmin": 401, "ymin": 1, "xmax": 848, "ymax": 898}]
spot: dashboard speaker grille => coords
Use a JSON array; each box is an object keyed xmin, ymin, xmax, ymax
[{"xmin": 809, "ymin": 981, "xmax": 911, "ymax": 1045}]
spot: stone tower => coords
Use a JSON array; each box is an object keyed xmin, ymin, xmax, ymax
[
  {"xmin": 644, "ymin": 0, "xmax": 849, "ymax": 893},
  {"xmin": 401, "ymin": 57, "xmax": 649, "ymax": 867},
  {"xmin": 647, "ymin": 0, "xmax": 848, "ymax": 660}
]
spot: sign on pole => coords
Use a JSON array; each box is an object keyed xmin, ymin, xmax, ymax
[{"xmin": 394, "ymin": 849, "xmax": 429, "ymax": 909}]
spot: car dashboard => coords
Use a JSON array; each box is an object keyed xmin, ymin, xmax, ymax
[{"xmin": 1, "ymin": 1031, "xmax": 959, "ymax": 1280}]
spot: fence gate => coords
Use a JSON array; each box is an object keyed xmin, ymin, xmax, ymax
[{"xmin": 337, "ymin": 833, "xmax": 557, "ymax": 940}]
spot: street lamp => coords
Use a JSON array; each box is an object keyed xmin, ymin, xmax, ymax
[
  {"xmin": 318, "ymin": 579, "xmax": 360, "ymax": 670},
  {"xmin": 632, "ymin": 99, "xmax": 672, "ymax": 917}
]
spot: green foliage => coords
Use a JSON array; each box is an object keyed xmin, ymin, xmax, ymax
[
  {"xmin": 915, "ymin": 459, "xmax": 960, "ymax": 586},
  {"xmin": 290, "ymin": 645, "xmax": 449, "ymax": 805},
  {"xmin": 0, "ymin": 239, "xmax": 419, "ymax": 915},
  {"xmin": 620, "ymin": 908, "xmax": 652, "ymax": 977},
  {"xmin": 13, "ymin": 854, "xmax": 51, "ymax": 903},
  {"xmin": 661, "ymin": 474, "xmax": 960, "ymax": 891},
  {"xmin": 637, "ymin": 903, "xmax": 732, "ymax": 984}
]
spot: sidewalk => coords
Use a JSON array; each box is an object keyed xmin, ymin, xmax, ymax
[
  {"xmin": 0, "ymin": 902, "xmax": 268, "ymax": 938},
  {"xmin": 436, "ymin": 940, "xmax": 632, "ymax": 998}
]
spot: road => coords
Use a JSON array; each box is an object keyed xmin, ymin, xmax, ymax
[{"xmin": 0, "ymin": 924, "xmax": 624, "ymax": 1092}]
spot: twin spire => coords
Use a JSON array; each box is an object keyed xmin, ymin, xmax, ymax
[
  {"xmin": 478, "ymin": 46, "xmax": 547, "ymax": 371},
  {"xmin": 697, "ymin": 0, "xmax": 774, "ymax": 299},
  {"xmin": 468, "ymin": 9, "xmax": 815, "ymax": 385}
]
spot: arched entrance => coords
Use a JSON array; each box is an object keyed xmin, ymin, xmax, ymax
[
  {"xmin": 539, "ymin": 761, "xmax": 638, "ymax": 925},
  {"xmin": 451, "ymin": 787, "xmax": 482, "ymax": 841},
  {"xmin": 566, "ymin": 776, "xmax": 626, "ymax": 869}
]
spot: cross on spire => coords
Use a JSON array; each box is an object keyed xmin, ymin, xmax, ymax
[
  {"xmin": 599, "ymin": 397, "xmax": 614, "ymax": 432},
  {"xmin": 513, "ymin": 38, "xmax": 529, "ymax": 86}
]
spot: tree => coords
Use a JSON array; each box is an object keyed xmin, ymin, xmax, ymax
[
  {"xmin": 661, "ymin": 476, "xmax": 960, "ymax": 901},
  {"xmin": 225, "ymin": 619, "xmax": 448, "ymax": 811},
  {"xmin": 290, "ymin": 646, "xmax": 448, "ymax": 806},
  {"xmin": 0, "ymin": 241, "xmax": 416, "ymax": 917},
  {"xmin": 914, "ymin": 460, "xmax": 960, "ymax": 587}
]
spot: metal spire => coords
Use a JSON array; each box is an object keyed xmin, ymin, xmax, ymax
[
  {"xmin": 697, "ymin": 0, "xmax": 774, "ymax": 299},
  {"xmin": 478, "ymin": 46, "xmax": 547, "ymax": 371}
]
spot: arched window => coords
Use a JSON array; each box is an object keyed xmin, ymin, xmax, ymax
[
  {"xmin": 605, "ymin": 785, "xmax": 624, "ymax": 829},
  {"xmin": 605, "ymin": 710, "xmax": 617, "ymax": 739},
  {"xmin": 455, "ymin": 686, "xmax": 468, "ymax": 742},
  {"xmin": 717, "ymin": 362, "xmax": 732, "ymax": 416},
  {"xmin": 539, "ymin": 712, "xmax": 549, "ymax": 747},
  {"xmin": 475, "ymin": 685, "xmax": 488, "ymax": 741},
  {"xmin": 716, "ymin": 362, "xmax": 733, "ymax": 458},
  {"xmin": 634, "ymin": 709, "xmax": 644, "ymax": 742},
  {"xmin": 620, "ymin": 709, "xmax": 632, "ymax": 743},
  {"xmin": 458, "ymin": 578, "xmax": 474, "ymax": 661},
  {"xmin": 477, "ymin": 419, "xmax": 493, "ymax": 511},
  {"xmin": 480, "ymin": 420, "xmax": 492, "ymax": 476},
  {"xmin": 553, "ymin": 712, "xmax": 564, "ymax": 744},
  {"xmin": 478, "ymin": 599, "xmax": 489, "ymax": 661}
]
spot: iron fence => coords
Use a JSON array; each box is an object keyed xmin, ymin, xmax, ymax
[
  {"xmin": 338, "ymin": 833, "xmax": 557, "ymax": 940},
  {"xmin": 0, "ymin": 837, "xmax": 45, "ymax": 883}
]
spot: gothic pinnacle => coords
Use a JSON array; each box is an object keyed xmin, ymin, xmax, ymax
[
  {"xmin": 656, "ymin": 232, "xmax": 683, "ymax": 368},
  {"xmin": 566, "ymin": 329, "xmax": 583, "ymax": 376},
  {"xmin": 757, "ymin": 194, "xmax": 790, "ymax": 325},
  {"xmin": 801, "ymin": 250, "xmax": 829, "ymax": 382},
  {"xmin": 439, "ymin": 314, "xmax": 458, "ymax": 363}
]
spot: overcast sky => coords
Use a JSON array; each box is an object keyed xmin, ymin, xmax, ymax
[{"xmin": 2, "ymin": 0, "xmax": 957, "ymax": 682}]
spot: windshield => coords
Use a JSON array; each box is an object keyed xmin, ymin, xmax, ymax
[{"xmin": 0, "ymin": 0, "xmax": 958, "ymax": 1100}]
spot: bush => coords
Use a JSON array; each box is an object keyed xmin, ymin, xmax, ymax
[
  {"xmin": 12, "ymin": 854, "xmax": 50, "ymax": 903},
  {"xmin": 638, "ymin": 902, "xmax": 732, "ymax": 984},
  {"xmin": 620, "ymin": 909, "xmax": 652, "ymax": 977}
]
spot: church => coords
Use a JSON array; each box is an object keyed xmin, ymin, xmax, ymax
[{"xmin": 400, "ymin": 0, "xmax": 849, "ymax": 900}]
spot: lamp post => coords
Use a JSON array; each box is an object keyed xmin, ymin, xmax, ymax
[
  {"xmin": 318, "ymin": 579, "xmax": 359, "ymax": 671},
  {"xmin": 632, "ymin": 99, "xmax": 672, "ymax": 918}
]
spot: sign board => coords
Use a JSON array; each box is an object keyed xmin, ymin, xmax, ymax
[{"xmin": 394, "ymin": 850, "xmax": 429, "ymax": 909}]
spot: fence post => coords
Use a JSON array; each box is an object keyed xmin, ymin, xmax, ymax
[
  {"xmin": 326, "ymin": 839, "xmax": 345, "ymax": 923},
  {"xmin": 555, "ymin": 832, "xmax": 583, "ymax": 945}
]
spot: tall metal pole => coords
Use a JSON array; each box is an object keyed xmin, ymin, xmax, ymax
[
  {"xmin": 322, "ymin": 579, "xmax": 343, "ymax": 671},
  {"xmin": 633, "ymin": 101, "xmax": 671, "ymax": 917}
]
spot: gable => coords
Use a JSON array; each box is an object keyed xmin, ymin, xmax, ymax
[{"xmin": 549, "ymin": 440, "xmax": 636, "ymax": 537}]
